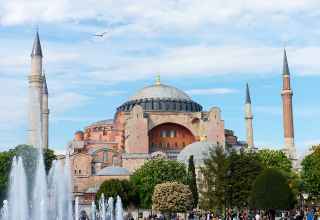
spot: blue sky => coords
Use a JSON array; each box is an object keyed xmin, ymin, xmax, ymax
[{"xmin": 0, "ymin": 0, "xmax": 319, "ymax": 156}]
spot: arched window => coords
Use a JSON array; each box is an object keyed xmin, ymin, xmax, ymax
[
  {"xmin": 170, "ymin": 130, "xmax": 176, "ymax": 138},
  {"xmin": 160, "ymin": 130, "xmax": 167, "ymax": 138}
]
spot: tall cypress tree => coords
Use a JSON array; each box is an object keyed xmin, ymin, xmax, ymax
[{"xmin": 188, "ymin": 155, "xmax": 198, "ymax": 208}]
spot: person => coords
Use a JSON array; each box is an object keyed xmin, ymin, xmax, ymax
[
  {"xmin": 306, "ymin": 208, "xmax": 314, "ymax": 220},
  {"xmin": 226, "ymin": 209, "xmax": 232, "ymax": 220},
  {"xmin": 79, "ymin": 210, "xmax": 89, "ymax": 220},
  {"xmin": 255, "ymin": 211, "xmax": 260, "ymax": 220}
]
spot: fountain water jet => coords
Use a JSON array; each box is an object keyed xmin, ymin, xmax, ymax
[
  {"xmin": 32, "ymin": 151, "xmax": 48, "ymax": 220},
  {"xmin": 8, "ymin": 157, "xmax": 28, "ymax": 220},
  {"xmin": 75, "ymin": 197, "xmax": 79, "ymax": 220},
  {"xmin": 91, "ymin": 201, "xmax": 96, "ymax": 220},
  {"xmin": 107, "ymin": 197, "xmax": 114, "ymax": 220},
  {"xmin": 47, "ymin": 157, "xmax": 73, "ymax": 220},
  {"xmin": 115, "ymin": 196, "xmax": 123, "ymax": 220}
]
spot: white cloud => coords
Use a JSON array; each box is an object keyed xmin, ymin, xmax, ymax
[
  {"xmin": 186, "ymin": 88, "xmax": 237, "ymax": 95},
  {"xmin": 50, "ymin": 92, "xmax": 92, "ymax": 114},
  {"xmin": 0, "ymin": 0, "xmax": 319, "ymax": 30}
]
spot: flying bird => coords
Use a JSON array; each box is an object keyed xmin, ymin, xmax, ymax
[{"xmin": 93, "ymin": 31, "xmax": 109, "ymax": 37}]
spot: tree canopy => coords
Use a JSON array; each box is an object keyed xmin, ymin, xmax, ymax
[
  {"xmin": 152, "ymin": 181, "xmax": 192, "ymax": 213},
  {"xmin": 301, "ymin": 145, "xmax": 320, "ymax": 200},
  {"xmin": 227, "ymin": 151, "xmax": 263, "ymax": 208},
  {"xmin": 250, "ymin": 168, "xmax": 296, "ymax": 210},
  {"xmin": 0, "ymin": 144, "xmax": 56, "ymax": 202},
  {"xmin": 199, "ymin": 146, "xmax": 228, "ymax": 212},
  {"xmin": 187, "ymin": 155, "xmax": 198, "ymax": 208},
  {"xmin": 256, "ymin": 149, "xmax": 292, "ymax": 173},
  {"xmin": 130, "ymin": 159, "xmax": 187, "ymax": 209},
  {"xmin": 96, "ymin": 179, "xmax": 138, "ymax": 208}
]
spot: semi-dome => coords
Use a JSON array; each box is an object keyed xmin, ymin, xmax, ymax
[
  {"xmin": 177, "ymin": 141, "xmax": 217, "ymax": 166},
  {"xmin": 95, "ymin": 166, "xmax": 130, "ymax": 176},
  {"xmin": 117, "ymin": 77, "xmax": 202, "ymax": 113}
]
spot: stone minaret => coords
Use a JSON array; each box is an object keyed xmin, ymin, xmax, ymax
[
  {"xmin": 42, "ymin": 74, "xmax": 49, "ymax": 149},
  {"xmin": 245, "ymin": 83, "xmax": 254, "ymax": 149},
  {"xmin": 28, "ymin": 31, "xmax": 43, "ymax": 148},
  {"xmin": 281, "ymin": 49, "xmax": 296, "ymax": 159}
]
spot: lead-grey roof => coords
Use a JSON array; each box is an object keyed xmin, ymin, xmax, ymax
[
  {"xmin": 177, "ymin": 141, "xmax": 218, "ymax": 166},
  {"xmin": 42, "ymin": 74, "xmax": 48, "ymax": 95},
  {"xmin": 283, "ymin": 48, "xmax": 290, "ymax": 76},
  {"xmin": 31, "ymin": 31, "xmax": 43, "ymax": 57},
  {"xmin": 129, "ymin": 84, "xmax": 191, "ymax": 101},
  {"xmin": 95, "ymin": 166, "xmax": 130, "ymax": 176},
  {"xmin": 245, "ymin": 83, "xmax": 251, "ymax": 104}
]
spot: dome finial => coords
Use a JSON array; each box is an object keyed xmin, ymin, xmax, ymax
[{"xmin": 155, "ymin": 74, "xmax": 161, "ymax": 85}]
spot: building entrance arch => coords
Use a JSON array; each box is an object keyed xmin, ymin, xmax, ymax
[{"xmin": 148, "ymin": 122, "xmax": 195, "ymax": 153}]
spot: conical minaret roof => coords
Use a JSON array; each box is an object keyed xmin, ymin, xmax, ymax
[
  {"xmin": 245, "ymin": 83, "xmax": 251, "ymax": 104},
  {"xmin": 31, "ymin": 31, "xmax": 43, "ymax": 57},
  {"xmin": 42, "ymin": 74, "xmax": 48, "ymax": 95},
  {"xmin": 283, "ymin": 48, "xmax": 290, "ymax": 75}
]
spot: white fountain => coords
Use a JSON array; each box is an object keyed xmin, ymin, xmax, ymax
[
  {"xmin": 107, "ymin": 197, "xmax": 114, "ymax": 220},
  {"xmin": 8, "ymin": 157, "xmax": 28, "ymax": 220},
  {"xmin": 32, "ymin": 151, "xmax": 48, "ymax": 220},
  {"xmin": 115, "ymin": 196, "xmax": 123, "ymax": 220},
  {"xmin": 0, "ymin": 153, "xmax": 73, "ymax": 220},
  {"xmin": 48, "ymin": 159, "xmax": 74, "ymax": 220},
  {"xmin": 91, "ymin": 201, "xmax": 96, "ymax": 220}
]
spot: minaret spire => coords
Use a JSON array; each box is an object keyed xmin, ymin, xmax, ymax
[
  {"xmin": 281, "ymin": 49, "xmax": 296, "ymax": 160},
  {"xmin": 244, "ymin": 83, "xmax": 254, "ymax": 149},
  {"xmin": 31, "ymin": 31, "xmax": 43, "ymax": 57},
  {"xmin": 283, "ymin": 48, "xmax": 290, "ymax": 76},
  {"xmin": 28, "ymin": 31, "xmax": 44, "ymax": 148},
  {"xmin": 245, "ymin": 83, "xmax": 251, "ymax": 104}
]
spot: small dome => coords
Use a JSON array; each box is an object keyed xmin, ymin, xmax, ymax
[
  {"xmin": 177, "ymin": 141, "xmax": 217, "ymax": 166},
  {"xmin": 130, "ymin": 84, "xmax": 191, "ymax": 101},
  {"xmin": 96, "ymin": 166, "xmax": 130, "ymax": 176}
]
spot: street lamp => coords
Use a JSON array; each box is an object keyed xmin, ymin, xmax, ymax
[{"xmin": 302, "ymin": 193, "xmax": 309, "ymax": 208}]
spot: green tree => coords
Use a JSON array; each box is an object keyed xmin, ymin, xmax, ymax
[
  {"xmin": 250, "ymin": 168, "xmax": 296, "ymax": 220},
  {"xmin": 130, "ymin": 159, "xmax": 187, "ymax": 208},
  {"xmin": 227, "ymin": 151, "xmax": 263, "ymax": 208},
  {"xmin": 0, "ymin": 145, "xmax": 56, "ymax": 202},
  {"xmin": 199, "ymin": 146, "xmax": 228, "ymax": 212},
  {"xmin": 187, "ymin": 155, "xmax": 198, "ymax": 208},
  {"xmin": 96, "ymin": 179, "xmax": 138, "ymax": 208},
  {"xmin": 0, "ymin": 150, "xmax": 16, "ymax": 201},
  {"xmin": 301, "ymin": 145, "xmax": 320, "ymax": 201},
  {"xmin": 257, "ymin": 149, "xmax": 292, "ymax": 173},
  {"xmin": 152, "ymin": 181, "xmax": 192, "ymax": 217}
]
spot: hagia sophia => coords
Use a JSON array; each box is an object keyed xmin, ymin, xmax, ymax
[{"xmin": 27, "ymin": 32, "xmax": 297, "ymax": 205}]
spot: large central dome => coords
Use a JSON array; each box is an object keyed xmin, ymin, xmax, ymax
[
  {"xmin": 117, "ymin": 77, "xmax": 202, "ymax": 113},
  {"xmin": 129, "ymin": 84, "xmax": 191, "ymax": 101}
]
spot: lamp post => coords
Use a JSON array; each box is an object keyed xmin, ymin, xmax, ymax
[{"xmin": 302, "ymin": 193, "xmax": 308, "ymax": 208}]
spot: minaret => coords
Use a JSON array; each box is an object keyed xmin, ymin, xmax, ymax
[
  {"xmin": 28, "ymin": 31, "xmax": 43, "ymax": 148},
  {"xmin": 281, "ymin": 49, "xmax": 296, "ymax": 159},
  {"xmin": 42, "ymin": 74, "xmax": 49, "ymax": 149},
  {"xmin": 244, "ymin": 83, "xmax": 254, "ymax": 149}
]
